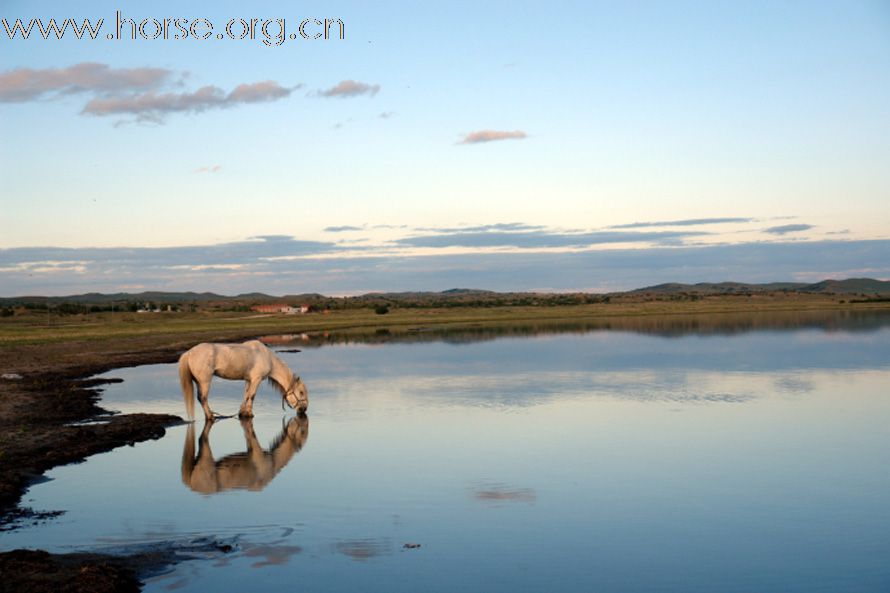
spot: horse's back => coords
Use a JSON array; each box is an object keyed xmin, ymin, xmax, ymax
[
  {"xmin": 186, "ymin": 340, "xmax": 271, "ymax": 380},
  {"xmin": 183, "ymin": 342, "xmax": 218, "ymax": 367}
]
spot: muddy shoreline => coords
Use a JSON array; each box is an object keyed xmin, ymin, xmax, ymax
[
  {"xmin": 0, "ymin": 348, "xmax": 187, "ymax": 515},
  {"xmin": 0, "ymin": 548, "xmax": 175, "ymax": 593}
]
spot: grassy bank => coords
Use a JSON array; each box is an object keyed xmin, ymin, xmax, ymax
[{"xmin": 2, "ymin": 294, "xmax": 887, "ymax": 349}]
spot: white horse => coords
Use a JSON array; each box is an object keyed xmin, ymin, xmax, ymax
[{"xmin": 178, "ymin": 340, "xmax": 308, "ymax": 420}]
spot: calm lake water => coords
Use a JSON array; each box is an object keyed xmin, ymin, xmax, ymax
[{"xmin": 4, "ymin": 311, "xmax": 890, "ymax": 592}]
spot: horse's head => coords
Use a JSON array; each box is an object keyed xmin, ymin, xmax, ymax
[{"xmin": 285, "ymin": 375, "xmax": 308, "ymax": 414}]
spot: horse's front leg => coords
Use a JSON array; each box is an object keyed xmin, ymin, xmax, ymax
[{"xmin": 239, "ymin": 378, "xmax": 261, "ymax": 418}]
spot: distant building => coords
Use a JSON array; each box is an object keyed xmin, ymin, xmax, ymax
[
  {"xmin": 137, "ymin": 302, "xmax": 162, "ymax": 313},
  {"xmin": 250, "ymin": 304, "xmax": 310, "ymax": 314},
  {"xmin": 251, "ymin": 304, "xmax": 289, "ymax": 314}
]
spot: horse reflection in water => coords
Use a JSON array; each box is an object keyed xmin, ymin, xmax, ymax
[{"xmin": 181, "ymin": 416, "xmax": 309, "ymax": 494}]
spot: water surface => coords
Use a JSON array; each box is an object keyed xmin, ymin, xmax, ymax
[{"xmin": 3, "ymin": 311, "xmax": 890, "ymax": 592}]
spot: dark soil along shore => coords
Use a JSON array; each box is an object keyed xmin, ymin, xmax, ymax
[
  {"xmin": 0, "ymin": 339, "xmax": 195, "ymax": 590},
  {"xmin": 0, "ymin": 359, "xmax": 184, "ymax": 516},
  {"xmin": 0, "ymin": 548, "xmax": 170, "ymax": 593},
  {"xmin": 0, "ymin": 541, "xmax": 237, "ymax": 593}
]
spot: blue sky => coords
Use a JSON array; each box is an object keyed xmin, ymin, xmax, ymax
[{"xmin": 1, "ymin": 1, "xmax": 889, "ymax": 295}]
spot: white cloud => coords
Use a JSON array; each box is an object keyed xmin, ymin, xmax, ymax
[
  {"xmin": 319, "ymin": 80, "xmax": 380, "ymax": 98},
  {"xmin": 458, "ymin": 130, "xmax": 526, "ymax": 144}
]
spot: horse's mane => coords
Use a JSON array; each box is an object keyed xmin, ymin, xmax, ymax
[
  {"xmin": 269, "ymin": 425, "xmax": 306, "ymax": 453},
  {"xmin": 268, "ymin": 427, "xmax": 287, "ymax": 451},
  {"xmin": 266, "ymin": 353, "xmax": 294, "ymax": 401},
  {"xmin": 267, "ymin": 375, "xmax": 290, "ymax": 399},
  {"xmin": 269, "ymin": 417, "xmax": 308, "ymax": 453}
]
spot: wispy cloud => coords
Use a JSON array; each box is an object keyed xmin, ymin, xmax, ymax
[
  {"xmin": 250, "ymin": 234, "xmax": 304, "ymax": 243},
  {"xmin": 764, "ymin": 223, "xmax": 814, "ymax": 235},
  {"xmin": 396, "ymin": 229, "xmax": 706, "ymax": 249},
  {"xmin": 414, "ymin": 222, "xmax": 544, "ymax": 233},
  {"xmin": 0, "ymin": 62, "xmax": 171, "ymax": 102},
  {"xmin": 0, "ymin": 236, "xmax": 342, "ymax": 280},
  {"xmin": 0, "ymin": 62, "xmax": 298, "ymax": 123},
  {"xmin": 610, "ymin": 217, "xmax": 754, "ymax": 229},
  {"xmin": 82, "ymin": 81, "xmax": 297, "ymax": 123},
  {"xmin": 2, "ymin": 240, "xmax": 889, "ymax": 296},
  {"xmin": 0, "ymin": 260, "xmax": 88, "ymax": 274},
  {"xmin": 319, "ymin": 80, "xmax": 380, "ymax": 98},
  {"xmin": 229, "ymin": 80, "xmax": 296, "ymax": 103},
  {"xmin": 194, "ymin": 165, "xmax": 221, "ymax": 174},
  {"xmin": 324, "ymin": 225, "xmax": 363, "ymax": 232},
  {"xmin": 378, "ymin": 111, "xmax": 394, "ymax": 119},
  {"xmin": 458, "ymin": 130, "xmax": 527, "ymax": 145}
]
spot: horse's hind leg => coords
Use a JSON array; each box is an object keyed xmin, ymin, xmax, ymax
[{"xmin": 198, "ymin": 380, "xmax": 214, "ymax": 420}]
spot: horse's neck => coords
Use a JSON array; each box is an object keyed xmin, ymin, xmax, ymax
[{"xmin": 268, "ymin": 354, "xmax": 292, "ymax": 388}]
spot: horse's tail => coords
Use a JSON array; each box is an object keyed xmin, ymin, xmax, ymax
[{"xmin": 179, "ymin": 351, "xmax": 196, "ymax": 420}]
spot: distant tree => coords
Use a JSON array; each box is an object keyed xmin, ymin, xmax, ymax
[
  {"xmin": 57, "ymin": 303, "xmax": 87, "ymax": 315},
  {"xmin": 375, "ymin": 305, "xmax": 390, "ymax": 315},
  {"xmin": 1, "ymin": 307, "xmax": 13, "ymax": 317}
]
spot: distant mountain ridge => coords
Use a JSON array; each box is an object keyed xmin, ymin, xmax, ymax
[
  {"xmin": 0, "ymin": 291, "xmax": 255, "ymax": 304},
  {"xmin": 631, "ymin": 278, "xmax": 890, "ymax": 295},
  {"xmin": 1, "ymin": 278, "xmax": 888, "ymax": 305}
]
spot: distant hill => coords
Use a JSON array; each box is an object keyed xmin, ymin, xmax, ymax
[
  {"xmin": 441, "ymin": 288, "xmax": 497, "ymax": 295},
  {"xmin": 280, "ymin": 293, "xmax": 327, "ymax": 301},
  {"xmin": 0, "ymin": 291, "xmax": 259, "ymax": 304},
  {"xmin": 632, "ymin": 278, "xmax": 890, "ymax": 295},
  {"xmin": 798, "ymin": 278, "xmax": 890, "ymax": 294},
  {"xmin": 354, "ymin": 289, "xmax": 497, "ymax": 300},
  {"xmin": 630, "ymin": 282, "xmax": 806, "ymax": 295}
]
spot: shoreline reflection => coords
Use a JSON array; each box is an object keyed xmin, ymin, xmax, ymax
[{"xmin": 261, "ymin": 309, "xmax": 890, "ymax": 349}]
